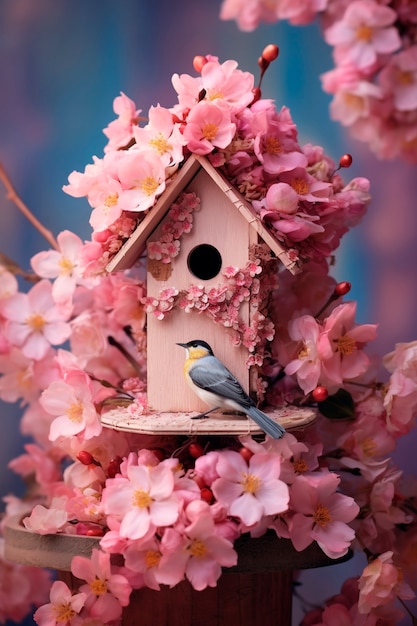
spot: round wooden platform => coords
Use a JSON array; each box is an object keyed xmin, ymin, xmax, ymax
[{"xmin": 100, "ymin": 405, "xmax": 316, "ymax": 436}]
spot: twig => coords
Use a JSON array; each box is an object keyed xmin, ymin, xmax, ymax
[{"xmin": 0, "ymin": 162, "xmax": 59, "ymax": 250}]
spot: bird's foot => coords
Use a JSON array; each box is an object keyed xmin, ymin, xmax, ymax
[{"xmin": 191, "ymin": 407, "xmax": 220, "ymax": 420}]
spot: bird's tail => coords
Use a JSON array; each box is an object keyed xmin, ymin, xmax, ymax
[{"xmin": 247, "ymin": 406, "xmax": 285, "ymax": 439}]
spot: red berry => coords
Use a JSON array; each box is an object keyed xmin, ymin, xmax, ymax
[
  {"xmin": 86, "ymin": 526, "xmax": 105, "ymax": 537},
  {"xmin": 334, "ymin": 281, "xmax": 351, "ymax": 297},
  {"xmin": 193, "ymin": 474, "xmax": 206, "ymax": 489},
  {"xmin": 262, "ymin": 44, "xmax": 279, "ymax": 63},
  {"xmin": 77, "ymin": 450, "xmax": 96, "ymax": 466},
  {"xmin": 188, "ymin": 442, "xmax": 204, "ymax": 459},
  {"xmin": 239, "ymin": 447, "xmax": 254, "ymax": 462},
  {"xmin": 107, "ymin": 456, "xmax": 123, "ymax": 478},
  {"xmin": 339, "ymin": 153, "xmax": 353, "ymax": 168},
  {"xmin": 193, "ymin": 55, "xmax": 207, "ymax": 72},
  {"xmin": 312, "ymin": 386, "xmax": 329, "ymax": 402},
  {"xmin": 200, "ymin": 487, "xmax": 214, "ymax": 504}
]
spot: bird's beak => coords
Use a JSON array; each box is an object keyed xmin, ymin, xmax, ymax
[{"xmin": 176, "ymin": 342, "xmax": 188, "ymax": 348}]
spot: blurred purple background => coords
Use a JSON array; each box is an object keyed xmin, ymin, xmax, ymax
[{"xmin": 0, "ymin": 1, "xmax": 416, "ymax": 623}]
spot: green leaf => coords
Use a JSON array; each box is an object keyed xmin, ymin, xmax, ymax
[{"xmin": 318, "ymin": 388, "xmax": 355, "ymax": 420}]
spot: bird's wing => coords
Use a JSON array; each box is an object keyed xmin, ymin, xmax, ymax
[{"xmin": 189, "ymin": 357, "xmax": 253, "ymax": 407}]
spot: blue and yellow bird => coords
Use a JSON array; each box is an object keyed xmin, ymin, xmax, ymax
[{"xmin": 177, "ymin": 340, "xmax": 285, "ymax": 439}]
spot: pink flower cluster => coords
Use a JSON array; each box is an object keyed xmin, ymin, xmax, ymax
[
  {"xmin": 63, "ymin": 54, "xmax": 370, "ymax": 270},
  {"xmin": 220, "ymin": 0, "xmax": 417, "ymax": 162},
  {"xmin": 147, "ymin": 191, "xmax": 200, "ymax": 263},
  {"xmin": 0, "ymin": 49, "xmax": 416, "ymax": 625}
]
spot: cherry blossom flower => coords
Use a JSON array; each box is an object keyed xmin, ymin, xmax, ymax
[
  {"xmin": 102, "ymin": 460, "xmax": 180, "ymax": 540},
  {"xmin": 71, "ymin": 549, "xmax": 131, "ymax": 622},
  {"xmin": 23, "ymin": 501, "xmax": 68, "ymax": 535},
  {"xmin": 1, "ymin": 279, "xmax": 71, "ymax": 360},
  {"xmin": 212, "ymin": 450, "xmax": 289, "ymax": 526},
  {"xmin": 103, "ymin": 91, "xmax": 141, "ymax": 152},
  {"xmin": 41, "ymin": 369, "xmax": 102, "ymax": 441},
  {"xmin": 318, "ymin": 301, "xmax": 377, "ymax": 390},
  {"xmin": 133, "ymin": 105, "xmax": 186, "ymax": 166},
  {"xmin": 324, "ymin": 1, "xmax": 401, "ymax": 70},
  {"xmin": 33, "ymin": 580, "xmax": 86, "ymax": 626},
  {"xmin": 116, "ymin": 149, "xmax": 166, "ymax": 212},
  {"xmin": 284, "ymin": 314, "xmax": 326, "ymax": 394},
  {"xmin": 157, "ymin": 500, "xmax": 238, "ymax": 590},
  {"xmin": 358, "ymin": 551, "xmax": 415, "ymax": 614},
  {"xmin": 182, "ymin": 100, "xmax": 236, "ymax": 155},
  {"xmin": 289, "ymin": 471, "xmax": 359, "ymax": 558},
  {"xmin": 31, "ymin": 230, "xmax": 88, "ymax": 311}
]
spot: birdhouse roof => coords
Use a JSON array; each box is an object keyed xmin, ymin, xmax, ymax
[{"xmin": 106, "ymin": 154, "xmax": 301, "ymax": 275}]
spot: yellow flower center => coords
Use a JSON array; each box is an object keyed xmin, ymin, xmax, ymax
[
  {"xmin": 241, "ymin": 472, "xmax": 261, "ymax": 494},
  {"xmin": 140, "ymin": 176, "xmax": 159, "ymax": 196},
  {"xmin": 293, "ymin": 458, "xmax": 308, "ymax": 474},
  {"xmin": 132, "ymin": 488, "xmax": 152, "ymax": 509},
  {"xmin": 145, "ymin": 550, "xmax": 162, "ymax": 569},
  {"xmin": 149, "ymin": 134, "xmax": 172, "ymax": 155},
  {"xmin": 207, "ymin": 89, "xmax": 224, "ymax": 101},
  {"xmin": 343, "ymin": 92, "xmax": 365, "ymax": 113},
  {"xmin": 104, "ymin": 192, "xmax": 119, "ymax": 207},
  {"xmin": 58, "ymin": 256, "xmax": 74, "ymax": 275},
  {"xmin": 290, "ymin": 178, "xmax": 309, "ymax": 195},
  {"xmin": 202, "ymin": 122, "xmax": 218, "ymax": 141},
  {"xmin": 66, "ymin": 402, "xmax": 84, "ymax": 423},
  {"xmin": 356, "ymin": 24, "xmax": 373, "ymax": 42},
  {"xmin": 264, "ymin": 136, "xmax": 282, "ymax": 155},
  {"xmin": 337, "ymin": 334, "xmax": 357, "ymax": 356},
  {"xmin": 53, "ymin": 603, "xmax": 76, "ymax": 622},
  {"xmin": 314, "ymin": 503, "xmax": 332, "ymax": 527},
  {"xmin": 360, "ymin": 437, "xmax": 377, "ymax": 458},
  {"xmin": 298, "ymin": 343, "xmax": 310, "ymax": 360},
  {"xmin": 26, "ymin": 313, "xmax": 46, "ymax": 331},
  {"xmin": 397, "ymin": 69, "xmax": 414, "ymax": 86},
  {"xmin": 89, "ymin": 578, "xmax": 108, "ymax": 596},
  {"xmin": 188, "ymin": 538, "xmax": 208, "ymax": 558}
]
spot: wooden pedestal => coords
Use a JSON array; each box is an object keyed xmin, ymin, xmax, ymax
[{"xmin": 5, "ymin": 516, "xmax": 351, "ymax": 626}]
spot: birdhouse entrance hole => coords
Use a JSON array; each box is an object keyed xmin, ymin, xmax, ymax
[{"xmin": 187, "ymin": 243, "xmax": 222, "ymax": 280}]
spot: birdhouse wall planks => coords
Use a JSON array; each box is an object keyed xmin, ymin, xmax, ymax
[{"xmin": 108, "ymin": 155, "xmax": 300, "ymax": 415}]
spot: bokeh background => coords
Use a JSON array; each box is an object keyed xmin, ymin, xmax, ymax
[{"xmin": 0, "ymin": 1, "xmax": 416, "ymax": 624}]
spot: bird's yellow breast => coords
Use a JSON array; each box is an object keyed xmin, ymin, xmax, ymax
[{"xmin": 183, "ymin": 347, "xmax": 209, "ymax": 377}]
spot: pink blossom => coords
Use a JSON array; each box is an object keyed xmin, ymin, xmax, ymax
[
  {"xmin": 33, "ymin": 580, "xmax": 86, "ymax": 626},
  {"xmin": 71, "ymin": 549, "xmax": 131, "ymax": 622},
  {"xmin": 324, "ymin": 1, "xmax": 401, "ymax": 69},
  {"xmin": 383, "ymin": 340, "xmax": 417, "ymax": 435},
  {"xmin": 285, "ymin": 315, "xmax": 326, "ymax": 394},
  {"xmin": 116, "ymin": 149, "xmax": 166, "ymax": 212},
  {"xmin": 318, "ymin": 301, "xmax": 377, "ymax": 390},
  {"xmin": 379, "ymin": 46, "xmax": 417, "ymax": 112},
  {"xmin": 183, "ymin": 100, "xmax": 236, "ymax": 155},
  {"xmin": 23, "ymin": 501, "xmax": 68, "ymax": 535},
  {"xmin": 289, "ymin": 471, "xmax": 359, "ymax": 558},
  {"xmin": 133, "ymin": 104, "xmax": 185, "ymax": 166},
  {"xmin": 31, "ymin": 230, "xmax": 88, "ymax": 310},
  {"xmin": 157, "ymin": 500, "xmax": 238, "ymax": 590},
  {"xmin": 212, "ymin": 450, "xmax": 289, "ymax": 526},
  {"xmin": 262, "ymin": 182, "xmax": 300, "ymax": 214},
  {"xmin": 200, "ymin": 58, "xmax": 255, "ymax": 113},
  {"xmin": 102, "ymin": 460, "xmax": 179, "ymax": 540},
  {"xmin": 2, "ymin": 279, "xmax": 71, "ymax": 360},
  {"xmin": 358, "ymin": 551, "xmax": 414, "ymax": 614},
  {"xmin": 103, "ymin": 91, "xmax": 141, "ymax": 152},
  {"xmin": 41, "ymin": 369, "xmax": 102, "ymax": 441}
]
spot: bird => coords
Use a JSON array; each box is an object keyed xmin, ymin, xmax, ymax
[{"xmin": 176, "ymin": 340, "xmax": 285, "ymax": 439}]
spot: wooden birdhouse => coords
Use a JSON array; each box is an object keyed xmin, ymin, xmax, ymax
[{"xmin": 107, "ymin": 154, "xmax": 301, "ymax": 418}]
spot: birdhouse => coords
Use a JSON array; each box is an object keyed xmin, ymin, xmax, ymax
[{"xmin": 107, "ymin": 154, "xmax": 301, "ymax": 418}]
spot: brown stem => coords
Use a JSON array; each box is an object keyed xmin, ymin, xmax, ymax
[{"xmin": 0, "ymin": 163, "xmax": 59, "ymax": 250}]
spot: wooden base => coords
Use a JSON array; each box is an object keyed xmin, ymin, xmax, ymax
[
  {"xmin": 100, "ymin": 405, "xmax": 316, "ymax": 436},
  {"xmin": 60, "ymin": 570, "xmax": 293, "ymax": 626}
]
